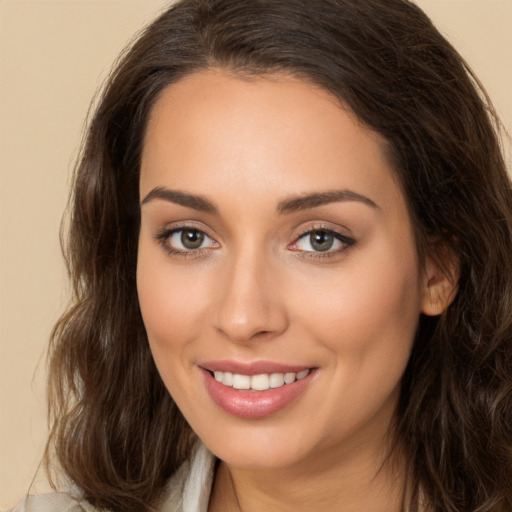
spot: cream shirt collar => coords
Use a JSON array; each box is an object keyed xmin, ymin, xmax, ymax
[
  {"xmin": 8, "ymin": 443, "xmax": 216, "ymax": 512},
  {"xmin": 158, "ymin": 441, "xmax": 216, "ymax": 512}
]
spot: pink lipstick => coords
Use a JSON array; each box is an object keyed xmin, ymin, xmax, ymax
[{"xmin": 199, "ymin": 360, "xmax": 316, "ymax": 419}]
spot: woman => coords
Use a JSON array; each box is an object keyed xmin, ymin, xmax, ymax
[{"xmin": 13, "ymin": 0, "xmax": 512, "ymax": 511}]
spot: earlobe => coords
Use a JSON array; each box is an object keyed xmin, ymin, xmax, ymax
[{"xmin": 420, "ymin": 248, "xmax": 460, "ymax": 317}]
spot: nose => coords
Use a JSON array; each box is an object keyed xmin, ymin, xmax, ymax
[{"xmin": 214, "ymin": 250, "xmax": 289, "ymax": 344}]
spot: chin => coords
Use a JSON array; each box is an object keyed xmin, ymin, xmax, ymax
[{"xmin": 194, "ymin": 417, "xmax": 321, "ymax": 470}]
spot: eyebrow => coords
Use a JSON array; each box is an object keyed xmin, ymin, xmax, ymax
[
  {"xmin": 141, "ymin": 187, "xmax": 218, "ymax": 214},
  {"xmin": 141, "ymin": 186, "xmax": 379, "ymax": 215},
  {"xmin": 277, "ymin": 190, "xmax": 379, "ymax": 214}
]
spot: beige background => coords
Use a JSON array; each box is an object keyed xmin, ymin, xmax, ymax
[{"xmin": 1, "ymin": 0, "xmax": 511, "ymax": 508}]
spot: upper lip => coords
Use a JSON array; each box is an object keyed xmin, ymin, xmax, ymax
[{"xmin": 200, "ymin": 360, "xmax": 312, "ymax": 376}]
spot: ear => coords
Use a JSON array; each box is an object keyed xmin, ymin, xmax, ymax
[{"xmin": 420, "ymin": 244, "xmax": 460, "ymax": 317}]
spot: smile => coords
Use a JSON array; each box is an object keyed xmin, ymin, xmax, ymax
[
  {"xmin": 213, "ymin": 370, "xmax": 310, "ymax": 390},
  {"xmin": 200, "ymin": 364, "xmax": 316, "ymax": 419}
]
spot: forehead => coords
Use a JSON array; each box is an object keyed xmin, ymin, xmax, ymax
[{"xmin": 140, "ymin": 69, "xmax": 404, "ymax": 212}]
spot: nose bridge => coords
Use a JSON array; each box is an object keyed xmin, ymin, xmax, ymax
[{"xmin": 214, "ymin": 242, "xmax": 288, "ymax": 343}]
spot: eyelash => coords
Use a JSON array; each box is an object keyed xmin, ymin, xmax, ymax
[
  {"xmin": 154, "ymin": 225, "xmax": 217, "ymax": 259},
  {"xmin": 153, "ymin": 224, "xmax": 356, "ymax": 260},
  {"xmin": 291, "ymin": 225, "xmax": 356, "ymax": 260}
]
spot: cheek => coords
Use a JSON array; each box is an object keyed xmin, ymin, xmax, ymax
[
  {"xmin": 285, "ymin": 245, "xmax": 421, "ymax": 440},
  {"xmin": 292, "ymin": 238, "xmax": 421, "ymax": 390},
  {"xmin": 308, "ymin": 231, "xmax": 421, "ymax": 336},
  {"xmin": 136, "ymin": 242, "xmax": 210, "ymax": 373}
]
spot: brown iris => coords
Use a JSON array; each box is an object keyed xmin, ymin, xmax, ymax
[
  {"xmin": 309, "ymin": 230, "xmax": 334, "ymax": 252},
  {"xmin": 181, "ymin": 229, "xmax": 205, "ymax": 249}
]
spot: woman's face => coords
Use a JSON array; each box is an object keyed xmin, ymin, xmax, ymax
[{"xmin": 137, "ymin": 70, "xmax": 429, "ymax": 471}]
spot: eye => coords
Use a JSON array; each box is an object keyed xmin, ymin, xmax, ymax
[
  {"xmin": 171, "ymin": 229, "xmax": 208, "ymax": 250},
  {"xmin": 155, "ymin": 227, "xmax": 218, "ymax": 254},
  {"xmin": 291, "ymin": 228, "xmax": 355, "ymax": 254}
]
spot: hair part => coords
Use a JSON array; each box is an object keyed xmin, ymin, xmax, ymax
[{"xmin": 46, "ymin": 1, "xmax": 512, "ymax": 510}]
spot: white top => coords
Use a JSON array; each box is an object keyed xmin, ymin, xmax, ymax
[{"xmin": 6, "ymin": 443, "xmax": 216, "ymax": 512}]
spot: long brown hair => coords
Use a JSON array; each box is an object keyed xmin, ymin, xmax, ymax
[{"xmin": 46, "ymin": 0, "xmax": 512, "ymax": 510}]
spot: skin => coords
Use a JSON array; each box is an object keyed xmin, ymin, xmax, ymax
[{"xmin": 137, "ymin": 69, "xmax": 452, "ymax": 511}]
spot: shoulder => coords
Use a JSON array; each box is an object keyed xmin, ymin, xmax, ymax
[
  {"xmin": 5, "ymin": 443, "xmax": 215, "ymax": 512},
  {"xmin": 6, "ymin": 492, "xmax": 101, "ymax": 512}
]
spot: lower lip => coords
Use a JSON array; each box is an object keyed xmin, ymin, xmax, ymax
[{"xmin": 200, "ymin": 368, "xmax": 316, "ymax": 419}]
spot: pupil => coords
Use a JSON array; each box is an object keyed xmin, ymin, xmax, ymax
[
  {"xmin": 181, "ymin": 229, "xmax": 204, "ymax": 249},
  {"xmin": 311, "ymin": 231, "xmax": 333, "ymax": 252}
]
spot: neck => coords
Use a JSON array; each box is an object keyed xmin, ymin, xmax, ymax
[{"xmin": 209, "ymin": 433, "xmax": 407, "ymax": 512}]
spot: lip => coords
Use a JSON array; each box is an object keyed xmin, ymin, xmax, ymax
[{"xmin": 199, "ymin": 362, "xmax": 317, "ymax": 419}]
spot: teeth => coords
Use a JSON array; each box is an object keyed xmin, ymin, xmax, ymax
[
  {"xmin": 284, "ymin": 372, "xmax": 296, "ymax": 384},
  {"xmin": 223, "ymin": 372, "xmax": 233, "ymax": 386},
  {"xmin": 251, "ymin": 374, "xmax": 270, "ymax": 391},
  {"xmin": 212, "ymin": 369, "xmax": 310, "ymax": 390},
  {"xmin": 232, "ymin": 374, "xmax": 251, "ymax": 390},
  {"xmin": 269, "ymin": 373, "xmax": 285, "ymax": 388}
]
